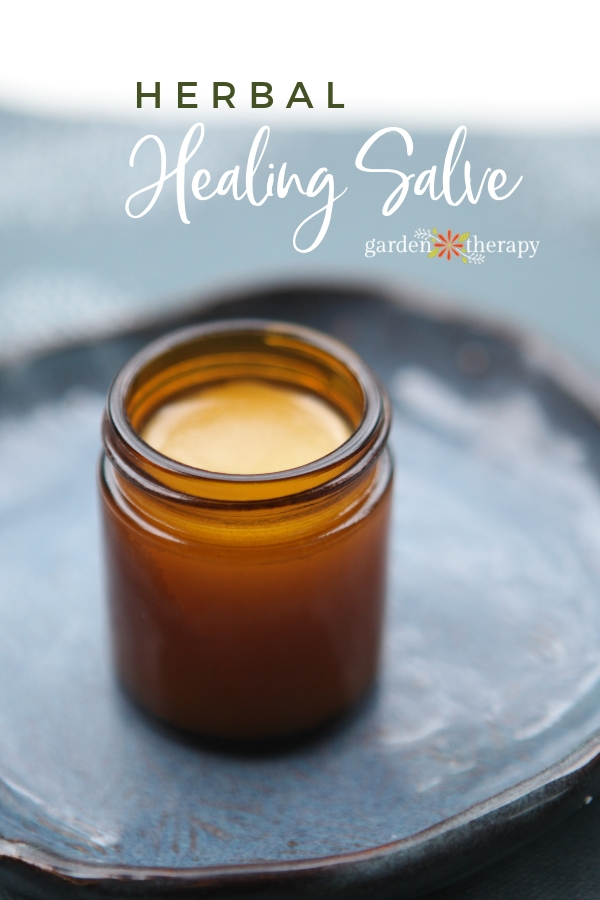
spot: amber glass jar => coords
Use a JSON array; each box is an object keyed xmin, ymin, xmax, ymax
[{"xmin": 100, "ymin": 320, "xmax": 392, "ymax": 739}]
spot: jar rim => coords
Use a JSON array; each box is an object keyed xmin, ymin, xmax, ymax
[{"xmin": 103, "ymin": 319, "xmax": 390, "ymax": 503}]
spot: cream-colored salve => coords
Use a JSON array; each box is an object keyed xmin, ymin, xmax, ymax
[{"xmin": 141, "ymin": 379, "xmax": 352, "ymax": 474}]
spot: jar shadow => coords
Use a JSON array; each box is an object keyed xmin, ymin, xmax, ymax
[{"xmin": 116, "ymin": 679, "xmax": 380, "ymax": 760}]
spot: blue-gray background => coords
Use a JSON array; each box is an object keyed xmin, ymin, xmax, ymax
[{"xmin": 0, "ymin": 107, "xmax": 598, "ymax": 372}]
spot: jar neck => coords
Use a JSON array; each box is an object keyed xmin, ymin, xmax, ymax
[
  {"xmin": 101, "ymin": 451, "xmax": 392, "ymax": 552},
  {"xmin": 102, "ymin": 320, "xmax": 391, "ymax": 508}
]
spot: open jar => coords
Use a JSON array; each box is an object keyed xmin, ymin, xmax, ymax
[{"xmin": 100, "ymin": 320, "xmax": 392, "ymax": 739}]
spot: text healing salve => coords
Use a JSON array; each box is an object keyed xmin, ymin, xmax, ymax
[{"xmin": 100, "ymin": 320, "xmax": 392, "ymax": 739}]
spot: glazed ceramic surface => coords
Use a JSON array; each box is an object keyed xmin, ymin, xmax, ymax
[{"xmin": 1, "ymin": 285, "xmax": 600, "ymax": 898}]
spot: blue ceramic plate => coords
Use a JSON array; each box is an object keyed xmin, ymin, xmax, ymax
[{"xmin": 1, "ymin": 284, "xmax": 600, "ymax": 899}]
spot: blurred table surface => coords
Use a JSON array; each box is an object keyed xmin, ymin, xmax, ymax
[
  {"xmin": 1, "ymin": 107, "xmax": 600, "ymax": 899},
  {"xmin": 427, "ymin": 797, "xmax": 600, "ymax": 900}
]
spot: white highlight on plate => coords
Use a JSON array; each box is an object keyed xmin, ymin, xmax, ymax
[{"xmin": 380, "ymin": 367, "xmax": 600, "ymax": 758}]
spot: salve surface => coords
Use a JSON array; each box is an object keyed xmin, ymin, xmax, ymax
[{"xmin": 141, "ymin": 378, "xmax": 352, "ymax": 474}]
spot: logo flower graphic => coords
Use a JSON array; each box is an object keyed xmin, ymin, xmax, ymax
[
  {"xmin": 434, "ymin": 229, "xmax": 465, "ymax": 260},
  {"xmin": 414, "ymin": 228, "xmax": 485, "ymax": 264}
]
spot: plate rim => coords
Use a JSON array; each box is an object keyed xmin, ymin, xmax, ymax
[{"xmin": 2, "ymin": 733, "xmax": 600, "ymax": 888}]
